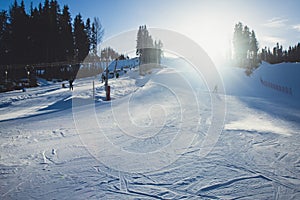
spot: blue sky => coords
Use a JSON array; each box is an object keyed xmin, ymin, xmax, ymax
[{"xmin": 1, "ymin": 0, "xmax": 300, "ymax": 63}]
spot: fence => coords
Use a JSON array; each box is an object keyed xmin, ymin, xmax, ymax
[{"xmin": 260, "ymin": 77, "xmax": 292, "ymax": 95}]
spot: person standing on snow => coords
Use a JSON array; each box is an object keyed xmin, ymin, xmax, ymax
[
  {"xmin": 69, "ymin": 79, "xmax": 74, "ymax": 91},
  {"xmin": 213, "ymin": 85, "xmax": 218, "ymax": 93}
]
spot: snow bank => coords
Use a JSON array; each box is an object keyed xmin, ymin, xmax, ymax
[{"xmin": 218, "ymin": 62, "xmax": 300, "ymax": 103}]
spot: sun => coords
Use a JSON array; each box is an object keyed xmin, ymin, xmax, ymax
[{"xmin": 176, "ymin": 12, "xmax": 234, "ymax": 66}]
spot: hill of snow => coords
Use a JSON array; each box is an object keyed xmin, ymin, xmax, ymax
[
  {"xmin": 218, "ymin": 61, "xmax": 300, "ymax": 102},
  {"xmin": 0, "ymin": 58, "xmax": 299, "ymax": 199}
]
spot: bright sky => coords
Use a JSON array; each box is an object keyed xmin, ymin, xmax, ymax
[{"xmin": 1, "ymin": 0, "xmax": 300, "ymax": 64}]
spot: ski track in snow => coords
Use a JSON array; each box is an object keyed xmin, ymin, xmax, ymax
[{"xmin": 0, "ymin": 64, "xmax": 300, "ymax": 199}]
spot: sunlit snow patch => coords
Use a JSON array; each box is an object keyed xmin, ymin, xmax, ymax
[{"xmin": 225, "ymin": 115, "xmax": 293, "ymax": 136}]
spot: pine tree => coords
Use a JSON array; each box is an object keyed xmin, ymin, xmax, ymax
[
  {"xmin": 249, "ymin": 30, "xmax": 258, "ymax": 62},
  {"xmin": 297, "ymin": 43, "xmax": 300, "ymax": 62},
  {"xmin": 0, "ymin": 11, "xmax": 9, "ymax": 64},
  {"xmin": 155, "ymin": 40, "xmax": 163, "ymax": 64},
  {"xmin": 233, "ymin": 22, "xmax": 244, "ymax": 65},
  {"xmin": 91, "ymin": 17, "xmax": 104, "ymax": 56},
  {"xmin": 233, "ymin": 22, "xmax": 259, "ymax": 68},
  {"xmin": 59, "ymin": 5, "xmax": 73, "ymax": 62},
  {"xmin": 73, "ymin": 14, "xmax": 89, "ymax": 62},
  {"xmin": 136, "ymin": 25, "xmax": 143, "ymax": 56},
  {"xmin": 9, "ymin": 0, "xmax": 30, "ymax": 64},
  {"xmin": 278, "ymin": 44, "xmax": 283, "ymax": 63},
  {"xmin": 48, "ymin": 0, "xmax": 60, "ymax": 62},
  {"xmin": 136, "ymin": 25, "xmax": 162, "ymax": 65},
  {"xmin": 91, "ymin": 23, "xmax": 97, "ymax": 56},
  {"xmin": 85, "ymin": 18, "xmax": 92, "ymax": 53},
  {"xmin": 242, "ymin": 25, "xmax": 250, "ymax": 61}
]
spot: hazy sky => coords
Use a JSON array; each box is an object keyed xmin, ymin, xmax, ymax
[{"xmin": 1, "ymin": 0, "xmax": 300, "ymax": 63}]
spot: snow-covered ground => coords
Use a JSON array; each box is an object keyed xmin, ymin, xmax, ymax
[{"xmin": 0, "ymin": 60, "xmax": 300, "ymax": 199}]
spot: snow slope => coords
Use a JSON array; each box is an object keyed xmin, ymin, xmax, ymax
[
  {"xmin": 218, "ymin": 61, "xmax": 300, "ymax": 101},
  {"xmin": 0, "ymin": 60, "xmax": 300, "ymax": 199}
]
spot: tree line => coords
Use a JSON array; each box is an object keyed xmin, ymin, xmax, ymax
[
  {"xmin": 233, "ymin": 21, "xmax": 300, "ymax": 72},
  {"xmin": 0, "ymin": 0, "xmax": 104, "ymax": 65},
  {"xmin": 260, "ymin": 42, "xmax": 300, "ymax": 64},
  {"xmin": 0, "ymin": 0, "xmax": 105, "ymax": 89}
]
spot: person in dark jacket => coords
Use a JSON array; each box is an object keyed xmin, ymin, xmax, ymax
[{"xmin": 69, "ymin": 79, "xmax": 74, "ymax": 90}]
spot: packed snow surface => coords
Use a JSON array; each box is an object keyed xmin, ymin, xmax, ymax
[{"xmin": 0, "ymin": 60, "xmax": 300, "ymax": 199}]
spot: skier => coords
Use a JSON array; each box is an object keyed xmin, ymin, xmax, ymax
[
  {"xmin": 69, "ymin": 79, "xmax": 74, "ymax": 91},
  {"xmin": 213, "ymin": 85, "xmax": 218, "ymax": 93},
  {"xmin": 101, "ymin": 74, "xmax": 105, "ymax": 83}
]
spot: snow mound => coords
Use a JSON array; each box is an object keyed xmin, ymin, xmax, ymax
[{"xmin": 218, "ymin": 62, "xmax": 300, "ymax": 103}]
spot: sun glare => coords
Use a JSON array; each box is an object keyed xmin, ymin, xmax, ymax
[{"xmin": 174, "ymin": 10, "xmax": 235, "ymax": 66}]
